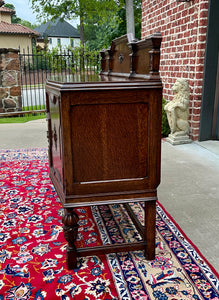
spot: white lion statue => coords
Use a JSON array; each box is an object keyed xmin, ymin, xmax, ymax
[{"xmin": 164, "ymin": 78, "xmax": 190, "ymax": 136}]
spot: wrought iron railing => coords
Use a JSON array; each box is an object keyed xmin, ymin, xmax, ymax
[{"xmin": 17, "ymin": 48, "xmax": 100, "ymax": 114}]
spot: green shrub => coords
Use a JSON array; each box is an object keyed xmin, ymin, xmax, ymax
[
  {"xmin": 0, "ymin": 114, "xmax": 46, "ymax": 123},
  {"xmin": 162, "ymin": 98, "xmax": 170, "ymax": 137}
]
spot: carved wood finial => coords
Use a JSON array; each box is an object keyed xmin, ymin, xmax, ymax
[{"xmin": 149, "ymin": 32, "xmax": 162, "ymax": 76}]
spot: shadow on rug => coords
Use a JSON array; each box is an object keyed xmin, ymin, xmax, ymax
[{"xmin": 0, "ymin": 149, "xmax": 218, "ymax": 300}]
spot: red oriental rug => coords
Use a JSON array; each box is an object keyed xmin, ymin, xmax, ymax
[{"xmin": 0, "ymin": 148, "xmax": 218, "ymax": 300}]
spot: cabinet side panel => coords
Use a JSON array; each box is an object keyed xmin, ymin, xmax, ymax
[{"xmin": 70, "ymin": 102, "xmax": 148, "ymax": 183}]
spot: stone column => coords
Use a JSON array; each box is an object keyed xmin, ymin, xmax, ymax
[{"xmin": 0, "ymin": 48, "xmax": 22, "ymax": 113}]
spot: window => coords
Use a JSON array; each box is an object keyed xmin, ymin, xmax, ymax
[
  {"xmin": 57, "ymin": 38, "xmax": 61, "ymax": 46},
  {"xmin": 49, "ymin": 38, "xmax": 52, "ymax": 44},
  {"xmin": 70, "ymin": 39, "xmax": 74, "ymax": 47}
]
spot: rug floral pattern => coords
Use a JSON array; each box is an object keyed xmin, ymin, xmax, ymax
[{"xmin": 0, "ymin": 149, "xmax": 218, "ymax": 300}]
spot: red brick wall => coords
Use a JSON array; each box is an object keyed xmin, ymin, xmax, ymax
[{"xmin": 141, "ymin": 0, "xmax": 209, "ymax": 140}]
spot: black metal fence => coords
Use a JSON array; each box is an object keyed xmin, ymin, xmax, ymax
[{"xmin": 18, "ymin": 48, "xmax": 101, "ymax": 113}]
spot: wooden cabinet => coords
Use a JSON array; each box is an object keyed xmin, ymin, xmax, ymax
[{"xmin": 46, "ymin": 33, "xmax": 162, "ymax": 269}]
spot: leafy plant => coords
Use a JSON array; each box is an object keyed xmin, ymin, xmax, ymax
[
  {"xmin": 84, "ymin": 0, "xmax": 142, "ymax": 51},
  {"xmin": 162, "ymin": 98, "xmax": 170, "ymax": 137}
]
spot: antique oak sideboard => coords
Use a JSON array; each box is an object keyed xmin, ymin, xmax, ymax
[{"xmin": 46, "ymin": 33, "xmax": 162, "ymax": 269}]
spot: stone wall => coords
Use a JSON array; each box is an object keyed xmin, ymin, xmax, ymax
[
  {"xmin": 0, "ymin": 48, "xmax": 21, "ymax": 113},
  {"xmin": 141, "ymin": 0, "xmax": 209, "ymax": 140}
]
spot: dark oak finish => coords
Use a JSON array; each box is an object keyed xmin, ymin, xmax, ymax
[{"xmin": 46, "ymin": 33, "xmax": 162, "ymax": 269}]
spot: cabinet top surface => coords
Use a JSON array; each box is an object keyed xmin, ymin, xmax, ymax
[{"xmin": 46, "ymin": 74, "xmax": 162, "ymax": 91}]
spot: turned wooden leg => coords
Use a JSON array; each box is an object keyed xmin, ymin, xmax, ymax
[
  {"xmin": 144, "ymin": 200, "xmax": 156, "ymax": 260},
  {"xmin": 62, "ymin": 208, "xmax": 79, "ymax": 269}
]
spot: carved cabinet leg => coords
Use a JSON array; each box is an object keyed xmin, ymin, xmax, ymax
[
  {"xmin": 62, "ymin": 208, "xmax": 79, "ymax": 270},
  {"xmin": 144, "ymin": 200, "xmax": 156, "ymax": 260}
]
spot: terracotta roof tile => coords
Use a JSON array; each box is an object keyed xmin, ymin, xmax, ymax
[
  {"xmin": 0, "ymin": 7, "xmax": 15, "ymax": 14},
  {"xmin": 0, "ymin": 22, "xmax": 39, "ymax": 36}
]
